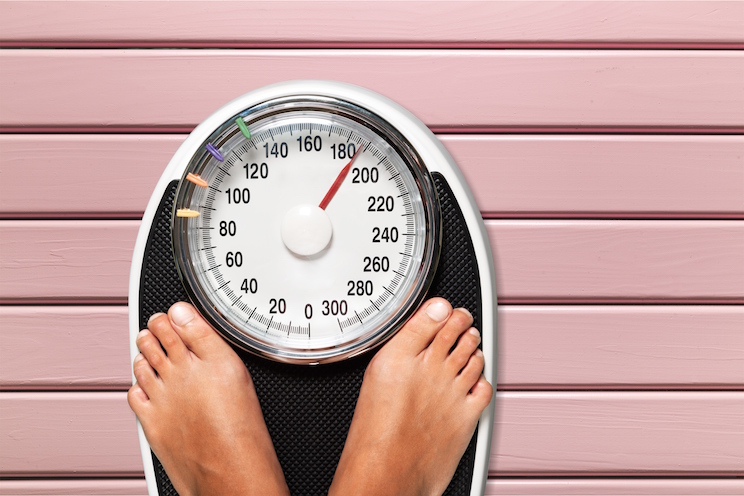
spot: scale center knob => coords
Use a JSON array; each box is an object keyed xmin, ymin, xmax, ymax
[{"xmin": 280, "ymin": 204, "xmax": 333, "ymax": 256}]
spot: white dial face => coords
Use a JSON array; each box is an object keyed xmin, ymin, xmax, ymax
[{"xmin": 173, "ymin": 101, "xmax": 439, "ymax": 363}]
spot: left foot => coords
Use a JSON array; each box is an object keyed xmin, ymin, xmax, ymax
[{"xmin": 127, "ymin": 302, "xmax": 289, "ymax": 496}]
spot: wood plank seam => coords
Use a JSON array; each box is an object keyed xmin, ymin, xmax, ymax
[{"xmin": 3, "ymin": 42, "xmax": 744, "ymax": 50}]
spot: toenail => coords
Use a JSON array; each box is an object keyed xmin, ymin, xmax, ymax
[
  {"xmin": 469, "ymin": 328, "xmax": 480, "ymax": 339},
  {"xmin": 457, "ymin": 307, "xmax": 473, "ymax": 319},
  {"xmin": 148, "ymin": 312, "xmax": 165, "ymax": 324},
  {"xmin": 134, "ymin": 354, "xmax": 144, "ymax": 363},
  {"xmin": 170, "ymin": 303, "xmax": 195, "ymax": 326},
  {"xmin": 475, "ymin": 349, "xmax": 484, "ymax": 358},
  {"xmin": 425, "ymin": 300, "xmax": 450, "ymax": 322}
]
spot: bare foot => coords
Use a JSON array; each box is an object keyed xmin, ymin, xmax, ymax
[
  {"xmin": 127, "ymin": 302, "xmax": 289, "ymax": 496},
  {"xmin": 329, "ymin": 298, "xmax": 493, "ymax": 496}
]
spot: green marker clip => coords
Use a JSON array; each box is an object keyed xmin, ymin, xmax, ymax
[{"xmin": 235, "ymin": 117, "xmax": 251, "ymax": 139}]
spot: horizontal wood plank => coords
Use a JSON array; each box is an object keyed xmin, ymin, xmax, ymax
[
  {"xmin": 2, "ymin": 392, "xmax": 741, "ymax": 476},
  {"xmin": 2, "ymin": 220, "xmax": 742, "ymax": 303},
  {"xmin": 493, "ymin": 220, "xmax": 744, "ymax": 303},
  {"xmin": 3, "ymin": 478, "xmax": 744, "ymax": 495},
  {"xmin": 2, "ymin": 135, "xmax": 743, "ymax": 218},
  {"xmin": 0, "ymin": 479, "xmax": 147, "ymax": 495},
  {"xmin": 0, "ymin": 221, "xmax": 139, "ymax": 302},
  {"xmin": 1, "ymin": 1, "xmax": 742, "ymax": 47},
  {"xmin": 2, "ymin": 306, "xmax": 742, "ymax": 390},
  {"xmin": 498, "ymin": 306, "xmax": 744, "ymax": 388},
  {"xmin": 0, "ymin": 135, "xmax": 180, "ymax": 218},
  {"xmin": 0, "ymin": 393, "xmax": 141, "ymax": 476},
  {"xmin": 2, "ymin": 50, "xmax": 742, "ymax": 131},
  {"xmin": 492, "ymin": 392, "xmax": 744, "ymax": 475},
  {"xmin": 446, "ymin": 135, "xmax": 744, "ymax": 218},
  {"xmin": 0, "ymin": 307, "xmax": 133, "ymax": 390}
]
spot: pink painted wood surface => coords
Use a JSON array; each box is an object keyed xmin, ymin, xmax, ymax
[
  {"xmin": 2, "ymin": 220, "xmax": 742, "ymax": 303},
  {"xmin": 3, "ymin": 479, "xmax": 744, "ymax": 496},
  {"xmin": 0, "ymin": 135, "xmax": 181, "ymax": 217},
  {"xmin": 2, "ymin": 392, "xmax": 742, "ymax": 476},
  {"xmin": 0, "ymin": 0, "xmax": 740, "ymax": 489},
  {"xmin": 492, "ymin": 220, "xmax": 744, "ymax": 303},
  {"xmin": 497, "ymin": 306, "xmax": 744, "ymax": 389},
  {"xmin": 0, "ymin": 479, "xmax": 147, "ymax": 495},
  {"xmin": 445, "ymin": 135, "xmax": 744, "ymax": 218},
  {"xmin": 3, "ymin": 306, "xmax": 742, "ymax": 391},
  {"xmin": 0, "ymin": 393, "xmax": 142, "ymax": 476},
  {"xmin": 491, "ymin": 392, "xmax": 744, "ymax": 475},
  {"xmin": 0, "ymin": 221, "xmax": 139, "ymax": 301},
  {"xmin": 1, "ymin": 1, "xmax": 742, "ymax": 48},
  {"xmin": 0, "ymin": 307, "xmax": 132, "ymax": 390},
  {"xmin": 3, "ymin": 135, "xmax": 743, "ymax": 218},
  {"xmin": 2, "ymin": 50, "xmax": 743, "ymax": 131}
]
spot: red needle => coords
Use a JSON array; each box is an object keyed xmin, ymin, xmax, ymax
[{"xmin": 318, "ymin": 143, "xmax": 364, "ymax": 210}]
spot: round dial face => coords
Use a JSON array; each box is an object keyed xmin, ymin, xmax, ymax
[{"xmin": 173, "ymin": 96, "xmax": 440, "ymax": 364}]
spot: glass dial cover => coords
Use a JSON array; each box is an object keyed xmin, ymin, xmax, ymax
[{"xmin": 172, "ymin": 95, "xmax": 441, "ymax": 364}]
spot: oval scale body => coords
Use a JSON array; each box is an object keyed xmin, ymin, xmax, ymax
[
  {"xmin": 131, "ymin": 81, "xmax": 496, "ymax": 496},
  {"xmin": 173, "ymin": 97, "xmax": 441, "ymax": 364}
]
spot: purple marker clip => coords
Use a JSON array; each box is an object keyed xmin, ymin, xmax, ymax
[{"xmin": 205, "ymin": 143, "xmax": 224, "ymax": 162}]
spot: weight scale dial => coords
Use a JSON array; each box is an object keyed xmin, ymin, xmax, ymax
[{"xmin": 172, "ymin": 96, "xmax": 441, "ymax": 364}]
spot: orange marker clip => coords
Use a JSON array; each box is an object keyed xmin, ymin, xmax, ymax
[
  {"xmin": 176, "ymin": 208, "xmax": 200, "ymax": 218},
  {"xmin": 186, "ymin": 173, "xmax": 209, "ymax": 188}
]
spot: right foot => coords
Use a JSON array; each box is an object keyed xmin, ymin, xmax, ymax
[
  {"xmin": 329, "ymin": 298, "xmax": 493, "ymax": 496},
  {"xmin": 127, "ymin": 302, "xmax": 289, "ymax": 496}
]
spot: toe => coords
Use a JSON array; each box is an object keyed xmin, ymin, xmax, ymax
[
  {"xmin": 447, "ymin": 327, "xmax": 481, "ymax": 373},
  {"xmin": 468, "ymin": 373, "xmax": 494, "ymax": 409},
  {"xmin": 148, "ymin": 312, "xmax": 189, "ymax": 362},
  {"xmin": 388, "ymin": 298, "xmax": 452, "ymax": 354},
  {"xmin": 457, "ymin": 350, "xmax": 485, "ymax": 393},
  {"xmin": 136, "ymin": 329, "xmax": 169, "ymax": 375},
  {"xmin": 127, "ymin": 382, "xmax": 150, "ymax": 415},
  {"xmin": 132, "ymin": 353, "xmax": 160, "ymax": 398},
  {"xmin": 168, "ymin": 302, "xmax": 227, "ymax": 358},
  {"xmin": 428, "ymin": 308, "xmax": 474, "ymax": 359}
]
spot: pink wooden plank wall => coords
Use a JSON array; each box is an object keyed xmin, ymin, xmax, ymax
[
  {"xmin": 2, "ymin": 135, "xmax": 743, "ymax": 218},
  {"xmin": 1, "ymin": 1, "xmax": 742, "ymax": 494}
]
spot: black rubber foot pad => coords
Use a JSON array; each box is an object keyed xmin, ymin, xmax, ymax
[{"xmin": 140, "ymin": 173, "xmax": 481, "ymax": 495}]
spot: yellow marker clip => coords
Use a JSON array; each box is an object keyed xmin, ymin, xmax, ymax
[
  {"xmin": 176, "ymin": 208, "xmax": 200, "ymax": 218},
  {"xmin": 186, "ymin": 173, "xmax": 209, "ymax": 188}
]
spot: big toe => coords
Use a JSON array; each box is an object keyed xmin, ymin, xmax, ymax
[
  {"xmin": 389, "ymin": 298, "xmax": 453, "ymax": 354},
  {"xmin": 167, "ymin": 302, "xmax": 229, "ymax": 358}
]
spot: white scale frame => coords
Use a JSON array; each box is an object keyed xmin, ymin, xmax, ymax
[{"xmin": 129, "ymin": 81, "xmax": 497, "ymax": 496}]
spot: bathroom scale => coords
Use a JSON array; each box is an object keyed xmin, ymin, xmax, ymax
[{"xmin": 129, "ymin": 81, "xmax": 496, "ymax": 495}]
